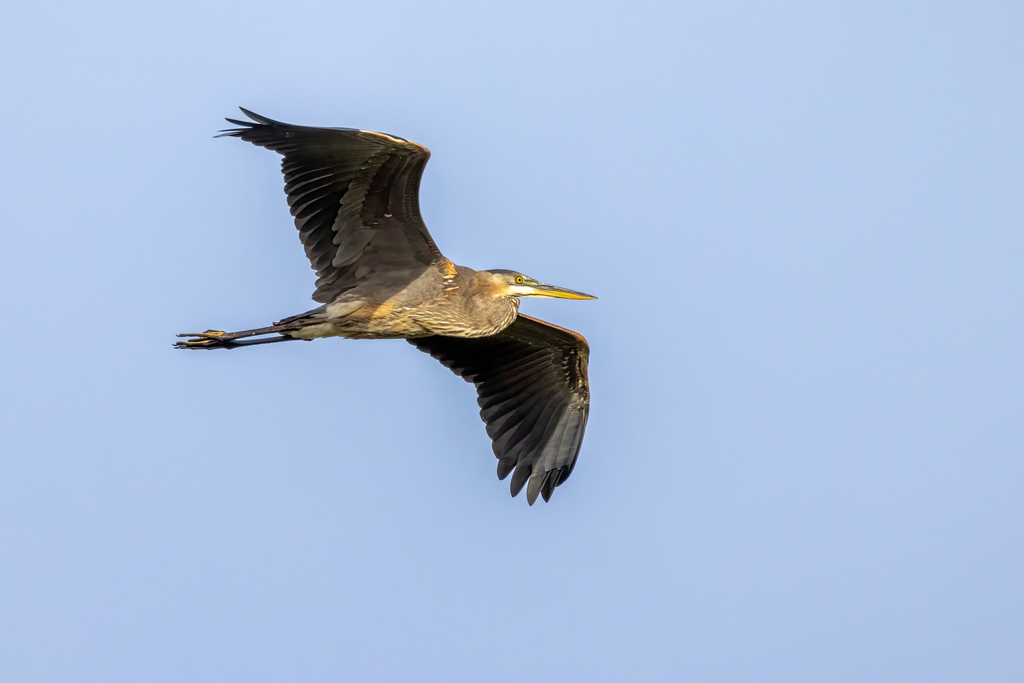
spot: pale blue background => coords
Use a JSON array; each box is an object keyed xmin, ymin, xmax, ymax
[{"xmin": 2, "ymin": 1, "xmax": 1022, "ymax": 681}]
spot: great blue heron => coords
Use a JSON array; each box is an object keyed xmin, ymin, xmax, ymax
[{"xmin": 176, "ymin": 109, "xmax": 595, "ymax": 505}]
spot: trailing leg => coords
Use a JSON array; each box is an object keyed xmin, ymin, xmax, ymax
[{"xmin": 174, "ymin": 323, "xmax": 308, "ymax": 350}]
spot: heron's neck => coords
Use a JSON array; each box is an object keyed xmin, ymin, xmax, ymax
[{"xmin": 465, "ymin": 294, "xmax": 519, "ymax": 337}]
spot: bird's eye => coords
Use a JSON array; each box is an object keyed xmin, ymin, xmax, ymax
[{"xmin": 515, "ymin": 276, "xmax": 524, "ymax": 284}]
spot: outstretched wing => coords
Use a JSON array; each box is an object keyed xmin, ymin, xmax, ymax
[
  {"xmin": 219, "ymin": 108, "xmax": 443, "ymax": 303},
  {"xmin": 409, "ymin": 314, "xmax": 591, "ymax": 505}
]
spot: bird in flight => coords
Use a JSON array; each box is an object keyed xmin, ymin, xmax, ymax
[{"xmin": 177, "ymin": 109, "xmax": 595, "ymax": 504}]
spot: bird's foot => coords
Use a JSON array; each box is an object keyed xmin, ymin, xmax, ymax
[{"xmin": 174, "ymin": 330, "xmax": 240, "ymax": 349}]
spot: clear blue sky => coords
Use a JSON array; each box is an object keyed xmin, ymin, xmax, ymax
[{"xmin": 2, "ymin": 1, "xmax": 1022, "ymax": 681}]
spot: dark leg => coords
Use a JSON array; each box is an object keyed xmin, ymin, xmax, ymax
[{"xmin": 174, "ymin": 323, "xmax": 308, "ymax": 350}]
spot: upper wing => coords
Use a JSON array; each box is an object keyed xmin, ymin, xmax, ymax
[
  {"xmin": 409, "ymin": 314, "xmax": 591, "ymax": 505},
  {"xmin": 219, "ymin": 108, "xmax": 443, "ymax": 303}
]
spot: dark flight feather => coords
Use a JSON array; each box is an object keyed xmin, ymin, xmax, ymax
[
  {"xmin": 218, "ymin": 108, "xmax": 441, "ymax": 303},
  {"xmin": 409, "ymin": 314, "xmax": 591, "ymax": 504}
]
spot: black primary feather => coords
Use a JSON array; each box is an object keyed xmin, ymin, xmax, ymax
[
  {"xmin": 409, "ymin": 314, "xmax": 591, "ymax": 504},
  {"xmin": 218, "ymin": 108, "xmax": 441, "ymax": 303}
]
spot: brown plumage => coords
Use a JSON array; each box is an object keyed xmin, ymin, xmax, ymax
[{"xmin": 176, "ymin": 109, "xmax": 595, "ymax": 504}]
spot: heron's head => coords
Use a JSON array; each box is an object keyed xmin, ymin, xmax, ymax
[{"xmin": 477, "ymin": 269, "xmax": 597, "ymax": 301}]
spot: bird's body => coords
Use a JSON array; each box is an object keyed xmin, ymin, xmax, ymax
[
  {"xmin": 177, "ymin": 109, "xmax": 595, "ymax": 504},
  {"xmin": 280, "ymin": 264, "xmax": 522, "ymax": 341}
]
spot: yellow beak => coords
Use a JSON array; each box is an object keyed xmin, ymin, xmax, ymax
[{"xmin": 520, "ymin": 283, "xmax": 597, "ymax": 300}]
